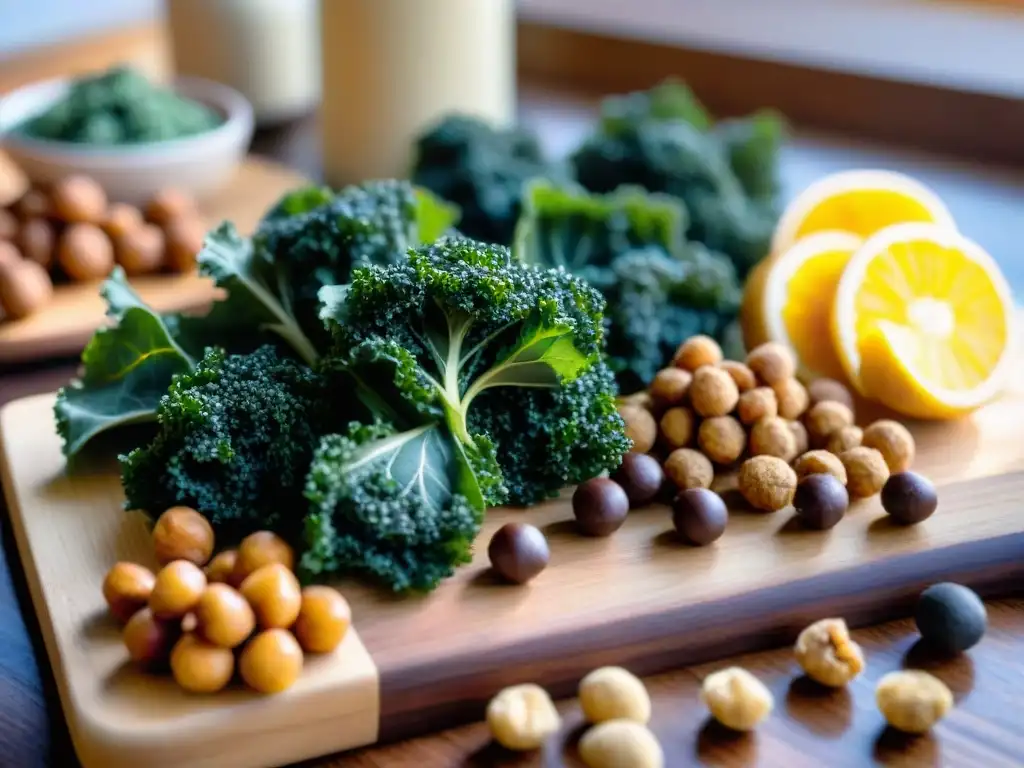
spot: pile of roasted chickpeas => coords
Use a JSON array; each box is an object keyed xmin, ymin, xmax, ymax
[
  {"xmin": 102, "ymin": 506, "xmax": 352, "ymax": 695},
  {"xmin": 0, "ymin": 174, "xmax": 205, "ymax": 319}
]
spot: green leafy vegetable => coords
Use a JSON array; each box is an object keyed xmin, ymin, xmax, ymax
[
  {"xmin": 515, "ymin": 179, "xmax": 741, "ymax": 391},
  {"xmin": 570, "ymin": 79, "xmax": 784, "ymax": 278},
  {"xmin": 54, "ymin": 269, "xmax": 195, "ymax": 457},
  {"xmin": 120, "ymin": 345, "xmax": 343, "ymax": 538},
  {"xmin": 301, "ymin": 420, "xmax": 490, "ymax": 592},
  {"xmin": 411, "ymin": 114, "xmax": 563, "ymax": 245}
]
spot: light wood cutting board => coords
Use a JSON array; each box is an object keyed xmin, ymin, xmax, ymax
[
  {"xmin": 2, "ymin": 325, "xmax": 1024, "ymax": 767},
  {"xmin": 0, "ymin": 154, "xmax": 307, "ymax": 364}
]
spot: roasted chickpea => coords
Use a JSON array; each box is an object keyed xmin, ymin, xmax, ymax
[
  {"xmin": 170, "ymin": 633, "xmax": 235, "ymax": 694},
  {"xmin": 195, "ymin": 583, "xmax": 255, "ymax": 649},
  {"xmin": 50, "ymin": 174, "xmax": 107, "ymax": 223},
  {"xmin": 0, "ymin": 260, "xmax": 54, "ymax": 319},
  {"xmin": 102, "ymin": 561, "xmax": 156, "ymax": 623},
  {"xmin": 293, "ymin": 586, "xmax": 351, "ymax": 654},
  {"xmin": 164, "ymin": 216, "xmax": 206, "ymax": 272},
  {"xmin": 17, "ymin": 218, "xmax": 55, "ymax": 269},
  {"xmin": 58, "ymin": 223, "xmax": 115, "ymax": 281},
  {"xmin": 146, "ymin": 188, "xmax": 197, "ymax": 226},
  {"xmin": 0, "ymin": 209, "xmax": 17, "ymax": 240},
  {"xmin": 123, "ymin": 607, "xmax": 180, "ymax": 668},
  {"xmin": 205, "ymin": 549, "xmax": 238, "ymax": 585},
  {"xmin": 239, "ymin": 628, "xmax": 304, "ymax": 694},
  {"xmin": 240, "ymin": 563, "xmax": 302, "ymax": 629},
  {"xmin": 152, "ymin": 506, "xmax": 215, "ymax": 566},
  {"xmin": 14, "ymin": 188, "xmax": 51, "ymax": 219},
  {"xmin": 101, "ymin": 203, "xmax": 143, "ymax": 240},
  {"xmin": 149, "ymin": 560, "xmax": 207, "ymax": 619},
  {"xmin": 115, "ymin": 224, "xmax": 165, "ymax": 275},
  {"xmin": 233, "ymin": 531, "xmax": 295, "ymax": 584}
]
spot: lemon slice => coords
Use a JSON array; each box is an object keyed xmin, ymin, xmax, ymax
[
  {"xmin": 760, "ymin": 231, "xmax": 863, "ymax": 381},
  {"xmin": 832, "ymin": 222, "xmax": 1016, "ymax": 417},
  {"xmin": 771, "ymin": 170, "xmax": 957, "ymax": 256}
]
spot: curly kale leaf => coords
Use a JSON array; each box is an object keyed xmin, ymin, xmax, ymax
[
  {"xmin": 322, "ymin": 237, "xmax": 624, "ymax": 504},
  {"xmin": 411, "ymin": 114, "xmax": 565, "ymax": 246},
  {"xmin": 301, "ymin": 419, "xmax": 497, "ymax": 592},
  {"xmin": 119, "ymin": 345, "xmax": 345, "ymax": 536},
  {"xmin": 54, "ymin": 268, "xmax": 196, "ymax": 457},
  {"xmin": 467, "ymin": 360, "xmax": 629, "ymax": 505},
  {"xmin": 514, "ymin": 180, "xmax": 742, "ymax": 391},
  {"xmin": 599, "ymin": 77, "xmax": 712, "ymax": 136},
  {"xmin": 569, "ymin": 79, "xmax": 784, "ymax": 278},
  {"xmin": 602, "ymin": 246, "xmax": 741, "ymax": 391},
  {"xmin": 251, "ymin": 179, "xmax": 459, "ymax": 347}
]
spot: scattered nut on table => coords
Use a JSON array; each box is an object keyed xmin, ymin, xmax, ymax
[
  {"xmin": 875, "ymin": 670, "xmax": 953, "ymax": 733},
  {"xmin": 701, "ymin": 666, "xmax": 774, "ymax": 731},
  {"xmin": 578, "ymin": 666, "xmax": 651, "ymax": 724},
  {"xmin": 578, "ymin": 719, "xmax": 664, "ymax": 768},
  {"xmin": 794, "ymin": 618, "xmax": 865, "ymax": 687},
  {"xmin": 486, "ymin": 683, "xmax": 561, "ymax": 751}
]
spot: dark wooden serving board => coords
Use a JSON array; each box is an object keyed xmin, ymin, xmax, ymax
[{"xmin": 2, "ymin": 346, "xmax": 1024, "ymax": 765}]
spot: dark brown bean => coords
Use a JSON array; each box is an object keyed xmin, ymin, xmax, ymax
[
  {"xmin": 488, "ymin": 523, "xmax": 549, "ymax": 584},
  {"xmin": 793, "ymin": 473, "xmax": 849, "ymax": 530},
  {"xmin": 672, "ymin": 488, "xmax": 728, "ymax": 546},
  {"xmin": 572, "ymin": 478, "xmax": 629, "ymax": 537},
  {"xmin": 881, "ymin": 471, "xmax": 938, "ymax": 525},
  {"xmin": 610, "ymin": 452, "xmax": 664, "ymax": 508}
]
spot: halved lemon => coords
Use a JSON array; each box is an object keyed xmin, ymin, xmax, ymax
[
  {"xmin": 832, "ymin": 222, "xmax": 1016, "ymax": 418},
  {"xmin": 771, "ymin": 169, "xmax": 957, "ymax": 256},
  {"xmin": 742, "ymin": 231, "xmax": 863, "ymax": 380}
]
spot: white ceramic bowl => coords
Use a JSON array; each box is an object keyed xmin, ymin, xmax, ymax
[{"xmin": 0, "ymin": 76, "xmax": 255, "ymax": 204}]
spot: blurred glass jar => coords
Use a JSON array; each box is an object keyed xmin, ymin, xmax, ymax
[
  {"xmin": 321, "ymin": 0, "xmax": 516, "ymax": 186},
  {"xmin": 166, "ymin": 0, "xmax": 321, "ymax": 126}
]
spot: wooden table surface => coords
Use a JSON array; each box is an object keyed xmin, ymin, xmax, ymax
[{"xmin": 3, "ymin": 30, "xmax": 1024, "ymax": 768}]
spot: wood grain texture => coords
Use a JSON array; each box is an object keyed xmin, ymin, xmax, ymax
[
  {"xmin": 2, "ymin": 366, "xmax": 1024, "ymax": 765},
  {"xmin": 0, "ymin": 155, "xmax": 307, "ymax": 364},
  {"xmin": 342, "ymin": 597, "xmax": 1024, "ymax": 768},
  {"xmin": 0, "ymin": 394, "xmax": 381, "ymax": 768}
]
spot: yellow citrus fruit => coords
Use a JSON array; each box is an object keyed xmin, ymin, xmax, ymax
[
  {"xmin": 742, "ymin": 231, "xmax": 863, "ymax": 381},
  {"xmin": 832, "ymin": 222, "xmax": 1016, "ymax": 418},
  {"xmin": 770, "ymin": 169, "xmax": 956, "ymax": 256}
]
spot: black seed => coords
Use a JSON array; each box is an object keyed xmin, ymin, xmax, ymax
[{"xmin": 882, "ymin": 471, "xmax": 938, "ymax": 525}]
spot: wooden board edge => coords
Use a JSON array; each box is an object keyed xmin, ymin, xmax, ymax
[
  {"xmin": 375, "ymin": 470, "xmax": 1024, "ymax": 743},
  {"xmin": 0, "ymin": 393, "xmax": 384, "ymax": 768}
]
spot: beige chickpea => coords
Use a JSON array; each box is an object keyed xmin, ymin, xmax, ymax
[
  {"xmin": 50, "ymin": 174, "xmax": 107, "ymax": 223},
  {"xmin": 746, "ymin": 342, "xmax": 796, "ymax": 386},
  {"xmin": 792, "ymin": 450, "xmax": 848, "ymax": 485},
  {"xmin": 698, "ymin": 416, "xmax": 746, "ymax": 465},
  {"xmin": 164, "ymin": 216, "xmax": 206, "ymax": 273},
  {"xmin": 773, "ymin": 378, "xmax": 810, "ymax": 420},
  {"xmin": 115, "ymin": 224, "xmax": 165, "ymax": 276},
  {"xmin": 788, "ymin": 420, "xmax": 810, "ymax": 456},
  {"xmin": 719, "ymin": 360, "xmax": 756, "ymax": 392},
  {"xmin": 152, "ymin": 506, "xmax": 215, "ymax": 566},
  {"xmin": 649, "ymin": 367, "xmax": 691, "ymax": 408},
  {"xmin": 579, "ymin": 666, "xmax": 651, "ymax": 724},
  {"xmin": 862, "ymin": 420, "xmax": 916, "ymax": 473},
  {"xmin": 146, "ymin": 188, "xmax": 197, "ymax": 226},
  {"xmin": 486, "ymin": 683, "xmax": 561, "ymax": 751},
  {"xmin": 619, "ymin": 405, "xmax": 657, "ymax": 454},
  {"xmin": 875, "ymin": 670, "xmax": 952, "ymax": 734},
  {"xmin": 0, "ymin": 260, "xmax": 53, "ymax": 319},
  {"xmin": 663, "ymin": 448, "xmax": 714, "ymax": 490},
  {"xmin": 578, "ymin": 720, "xmax": 664, "ymax": 768},
  {"xmin": 804, "ymin": 401, "xmax": 855, "ymax": 448},
  {"xmin": 58, "ymin": 223, "xmax": 115, "ymax": 281},
  {"xmin": 0, "ymin": 209, "xmax": 17, "ymax": 240},
  {"xmin": 826, "ymin": 425, "xmax": 863, "ymax": 454},
  {"xmin": 658, "ymin": 406, "xmax": 694, "ymax": 450},
  {"xmin": 701, "ymin": 667, "xmax": 774, "ymax": 731},
  {"xmin": 737, "ymin": 387, "xmax": 777, "ymax": 425},
  {"xmin": 794, "ymin": 618, "xmax": 864, "ymax": 687},
  {"xmin": 673, "ymin": 334, "xmax": 722, "ymax": 371},
  {"xmin": 749, "ymin": 417, "xmax": 797, "ymax": 461},
  {"xmin": 690, "ymin": 366, "xmax": 739, "ymax": 418},
  {"xmin": 17, "ymin": 218, "xmax": 55, "ymax": 269},
  {"xmin": 101, "ymin": 203, "xmax": 144, "ymax": 240},
  {"xmin": 840, "ymin": 447, "xmax": 890, "ymax": 498}
]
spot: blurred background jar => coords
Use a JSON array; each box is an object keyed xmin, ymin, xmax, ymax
[
  {"xmin": 165, "ymin": 0, "xmax": 321, "ymax": 126},
  {"xmin": 321, "ymin": 0, "xmax": 516, "ymax": 187}
]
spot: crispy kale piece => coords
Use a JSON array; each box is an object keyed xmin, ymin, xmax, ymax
[
  {"xmin": 301, "ymin": 420, "xmax": 493, "ymax": 592},
  {"xmin": 119, "ymin": 345, "xmax": 344, "ymax": 538},
  {"xmin": 320, "ymin": 236, "xmax": 627, "ymax": 507},
  {"xmin": 467, "ymin": 360, "xmax": 630, "ymax": 504},
  {"xmin": 515, "ymin": 180, "xmax": 742, "ymax": 391},
  {"xmin": 411, "ymin": 115, "xmax": 562, "ymax": 246},
  {"xmin": 252, "ymin": 179, "xmax": 460, "ymax": 348},
  {"xmin": 569, "ymin": 79, "xmax": 784, "ymax": 278}
]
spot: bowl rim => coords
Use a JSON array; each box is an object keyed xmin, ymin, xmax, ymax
[{"xmin": 0, "ymin": 74, "xmax": 255, "ymax": 158}]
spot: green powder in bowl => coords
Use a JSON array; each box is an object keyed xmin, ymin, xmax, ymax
[{"xmin": 19, "ymin": 65, "xmax": 223, "ymax": 145}]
